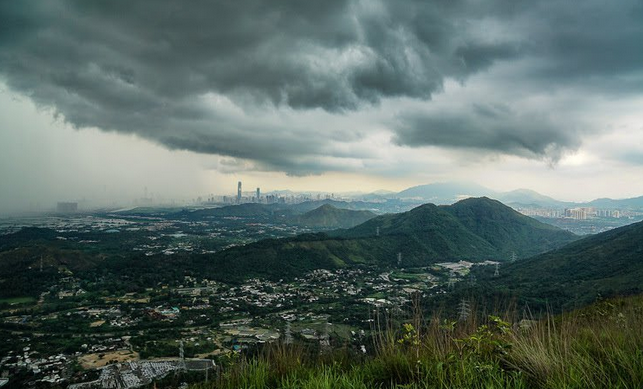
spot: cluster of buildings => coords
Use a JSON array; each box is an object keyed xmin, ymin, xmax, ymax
[
  {"xmin": 69, "ymin": 359, "xmax": 214, "ymax": 389},
  {"xmin": 56, "ymin": 202, "xmax": 78, "ymax": 213},
  {"xmin": 1, "ymin": 348, "xmax": 68, "ymax": 386},
  {"xmin": 203, "ymin": 181, "xmax": 340, "ymax": 205},
  {"xmin": 517, "ymin": 206, "xmax": 623, "ymax": 220},
  {"xmin": 1, "ymin": 260, "xmax": 492, "ymax": 388},
  {"xmin": 562, "ymin": 207, "xmax": 622, "ymax": 220}
]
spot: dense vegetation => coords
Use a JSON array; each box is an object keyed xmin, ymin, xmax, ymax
[
  {"xmin": 211, "ymin": 198, "xmax": 577, "ymax": 277},
  {"xmin": 191, "ymin": 295, "xmax": 643, "ymax": 389},
  {"xmin": 1, "ymin": 199, "xmax": 642, "ymax": 388},
  {"xmin": 0, "ymin": 198, "xmax": 579, "ymax": 297},
  {"xmin": 177, "ymin": 200, "xmax": 385, "ymax": 222},
  {"xmin": 476, "ymin": 219, "xmax": 643, "ymax": 310},
  {"xmin": 444, "ymin": 197, "xmax": 576, "ymax": 258},
  {"xmin": 290, "ymin": 204, "xmax": 376, "ymax": 228}
]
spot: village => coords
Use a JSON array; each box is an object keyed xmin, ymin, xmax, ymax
[{"xmin": 0, "ymin": 259, "xmax": 498, "ymax": 388}]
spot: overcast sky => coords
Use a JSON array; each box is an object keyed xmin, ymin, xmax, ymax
[{"xmin": 2, "ymin": 0, "xmax": 643, "ymax": 213}]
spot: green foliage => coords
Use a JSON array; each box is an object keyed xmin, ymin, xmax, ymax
[
  {"xmin": 397, "ymin": 323, "xmax": 419, "ymax": 347},
  {"xmin": 455, "ymin": 316, "xmax": 512, "ymax": 365},
  {"xmin": 190, "ymin": 295, "xmax": 643, "ymax": 389},
  {"xmin": 0, "ymin": 198, "xmax": 580, "ymax": 294},
  {"xmin": 487, "ymin": 219, "xmax": 643, "ymax": 310},
  {"xmin": 445, "ymin": 197, "xmax": 577, "ymax": 258},
  {"xmin": 207, "ymin": 197, "xmax": 578, "ymax": 280},
  {"xmin": 291, "ymin": 204, "xmax": 376, "ymax": 229}
]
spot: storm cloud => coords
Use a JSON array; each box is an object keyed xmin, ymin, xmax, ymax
[
  {"xmin": 1, "ymin": 0, "xmax": 642, "ymax": 174},
  {"xmin": 393, "ymin": 103, "xmax": 582, "ymax": 163}
]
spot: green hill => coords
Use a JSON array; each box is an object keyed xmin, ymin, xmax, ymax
[
  {"xmin": 336, "ymin": 197, "xmax": 576, "ymax": 259},
  {"xmin": 290, "ymin": 204, "xmax": 376, "ymax": 229},
  {"xmin": 179, "ymin": 203, "xmax": 292, "ymax": 219},
  {"xmin": 0, "ymin": 227, "xmax": 106, "ymax": 298},
  {"xmin": 486, "ymin": 219, "xmax": 643, "ymax": 308},
  {"xmin": 207, "ymin": 198, "xmax": 577, "ymax": 280},
  {"xmin": 176, "ymin": 200, "xmax": 380, "ymax": 222},
  {"xmin": 444, "ymin": 197, "xmax": 576, "ymax": 258}
]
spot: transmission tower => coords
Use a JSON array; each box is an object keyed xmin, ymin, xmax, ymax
[
  {"xmin": 204, "ymin": 360, "xmax": 214, "ymax": 383},
  {"xmin": 179, "ymin": 340, "xmax": 186, "ymax": 371},
  {"xmin": 40, "ymin": 256, "xmax": 43, "ymax": 272},
  {"xmin": 468, "ymin": 273, "xmax": 477, "ymax": 286},
  {"xmin": 457, "ymin": 299, "xmax": 471, "ymax": 322},
  {"xmin": 493, "ymin": 263, "xmax": 500, "ymax": 277},
  {"xmin": 397, "ymin": 252, "xmax": 402, "ymax": 266},
  {"xmin": 320, "ymin": 322, "xmax": 331, "ymax": 351},
  {"xmin": 510, "ymin": 251, "xmax": 517, "ymax": 262},
  {"xmin": 376, "ymin": 227, "xmax": 380, "ymax": 237},
  {"xmin": 284, "ymin": 321, "xmax": 293, "ymax": 345}
]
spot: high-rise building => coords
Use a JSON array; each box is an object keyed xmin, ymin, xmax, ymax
[
  {"xmin": 237, "ymin": 181, "xmax": 242, "ymax": 203},
  {"xmin": 256, "ymin": 187, "xmax": 260, "ymax": 202},
  {"xmin": 57, "ymin": 202, "xmax": 78, "ymax": 213},
  {"xmin": 566, "ymin": 207, "xmax": 588, "ymax": 220}
]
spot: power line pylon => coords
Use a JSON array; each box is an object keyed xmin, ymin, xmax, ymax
[{"xmin": 457, "ymin": 299, "xmax": 471, "ymax": 322}]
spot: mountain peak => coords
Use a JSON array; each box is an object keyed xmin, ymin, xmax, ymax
[
  {"xmin": 314, "ymin": 203, "xmax": 337, "ymax": 212},
  {"xmin": 395, "ymin": 182, "xmax": 495, "ymax": 204},
  {"xmin": 294, "ymin": 204, "xmax": 376, "ymax": 229},
  {"xmin": 450, "ymin": 196, "xmax": 511, "ymax": 212},
  {"xmin": 453, "ymin": 196, "xmax": 498, "ymax": 204}
]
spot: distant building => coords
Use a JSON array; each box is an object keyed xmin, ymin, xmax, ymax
[
  {"xmin": 565, "ymin": 207, "xmax": 588, "ymax": 220},
  {"xmin": 237, "ymin": 181, "xmax": 242, "ymax": 203},
  {"xmin": 256, "ymin": 188, "xmax": 261, "ymax": 202},
  {"xmin": 56, "ymin": 202, "xmax": 78, "ymax": 213}
]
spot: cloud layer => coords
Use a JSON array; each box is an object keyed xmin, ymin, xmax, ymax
[{"xmin": 1, "ymin": 0, "xmax": 643, "ymax": 175}]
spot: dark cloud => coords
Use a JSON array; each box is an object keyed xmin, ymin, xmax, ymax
[
  {"xmin": 0, "ymin": 0, "xmax": 519, "ymax": 109},
  {"xmin": 393, "ymin": 104, "xmax": 581, "ymax": 162},
  {"xmin": 527, "ymin": 2, "xmax": 643, "ymax": 80},
  {"xmin": 0, "ymin": 0, "xmax": 642, "ymax": 174}
]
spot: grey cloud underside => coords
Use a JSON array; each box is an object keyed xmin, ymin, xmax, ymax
[
  {"xmin": 1, "ymin": 0, "xmax": 642, "ymax": 174},
  {"xmin": 390, "ymin": 0, "xmax": 643, "ymax": 161},
  {"xmin": 0, "ymin": 0, "xmax": 517, "ymax": 108},
  {"xmin": 393, "ymin": 105, "xmax": 580, "ymax": 162}
]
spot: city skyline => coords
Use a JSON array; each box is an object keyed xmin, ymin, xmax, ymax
[{"xmin": 2, "ymin": 1, "xmax": 643, "ymax": 213}]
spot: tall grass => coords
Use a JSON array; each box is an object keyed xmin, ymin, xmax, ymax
[
  {"xmin": 191, "ymin": 295, "xmax": 643, "ymax": 389},
  {"xmin": 507, "ymin": 297, "xmax": 643, "ymax": 388}
]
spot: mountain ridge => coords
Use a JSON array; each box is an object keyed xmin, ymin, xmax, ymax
[
  {"xmin": 480, "ymin": 219, "xmax": 643, "ymax": 308},
  {"xmin": 207, "ymin": 197, "xmax": 578, "ymax": 280},
  {"xmin": 290, "ymin": 204, "xmax": 376, "ymax": 229}
]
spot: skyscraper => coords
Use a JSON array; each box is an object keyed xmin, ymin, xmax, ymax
[
  {"xmin": 57, "ymin": 202, "xmax": 78, "ymax": 213},
  {"xmin": 256, "ymin": 187, "xmax": 260, "ymax": 202},
  {"xmin": 237, "ymin": 181, "xmax": 242, "ymax": 203}
]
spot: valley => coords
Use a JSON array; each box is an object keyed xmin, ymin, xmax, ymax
[{"xmin": 0, "ymin": 198, "xmax": 641, "ymax": 388}]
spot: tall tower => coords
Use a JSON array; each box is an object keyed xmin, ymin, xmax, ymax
[
  {"xmin": 179, "ymin": 340, "xmax": 186, "ymax": 371},
  {"xmin": 457, "ymin": 299, "xmax": 471, "ymax": 321},
  {"xmin": 256, "ymin": 188, "xmax": 260, "ymax": 202},
  {"xmin": 237, "ymin": 181, "xmax": 242, "ymax": 203},
  {"xmin": 284, "ymin": 321, "xmax": 293, "ymax": 345}
]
